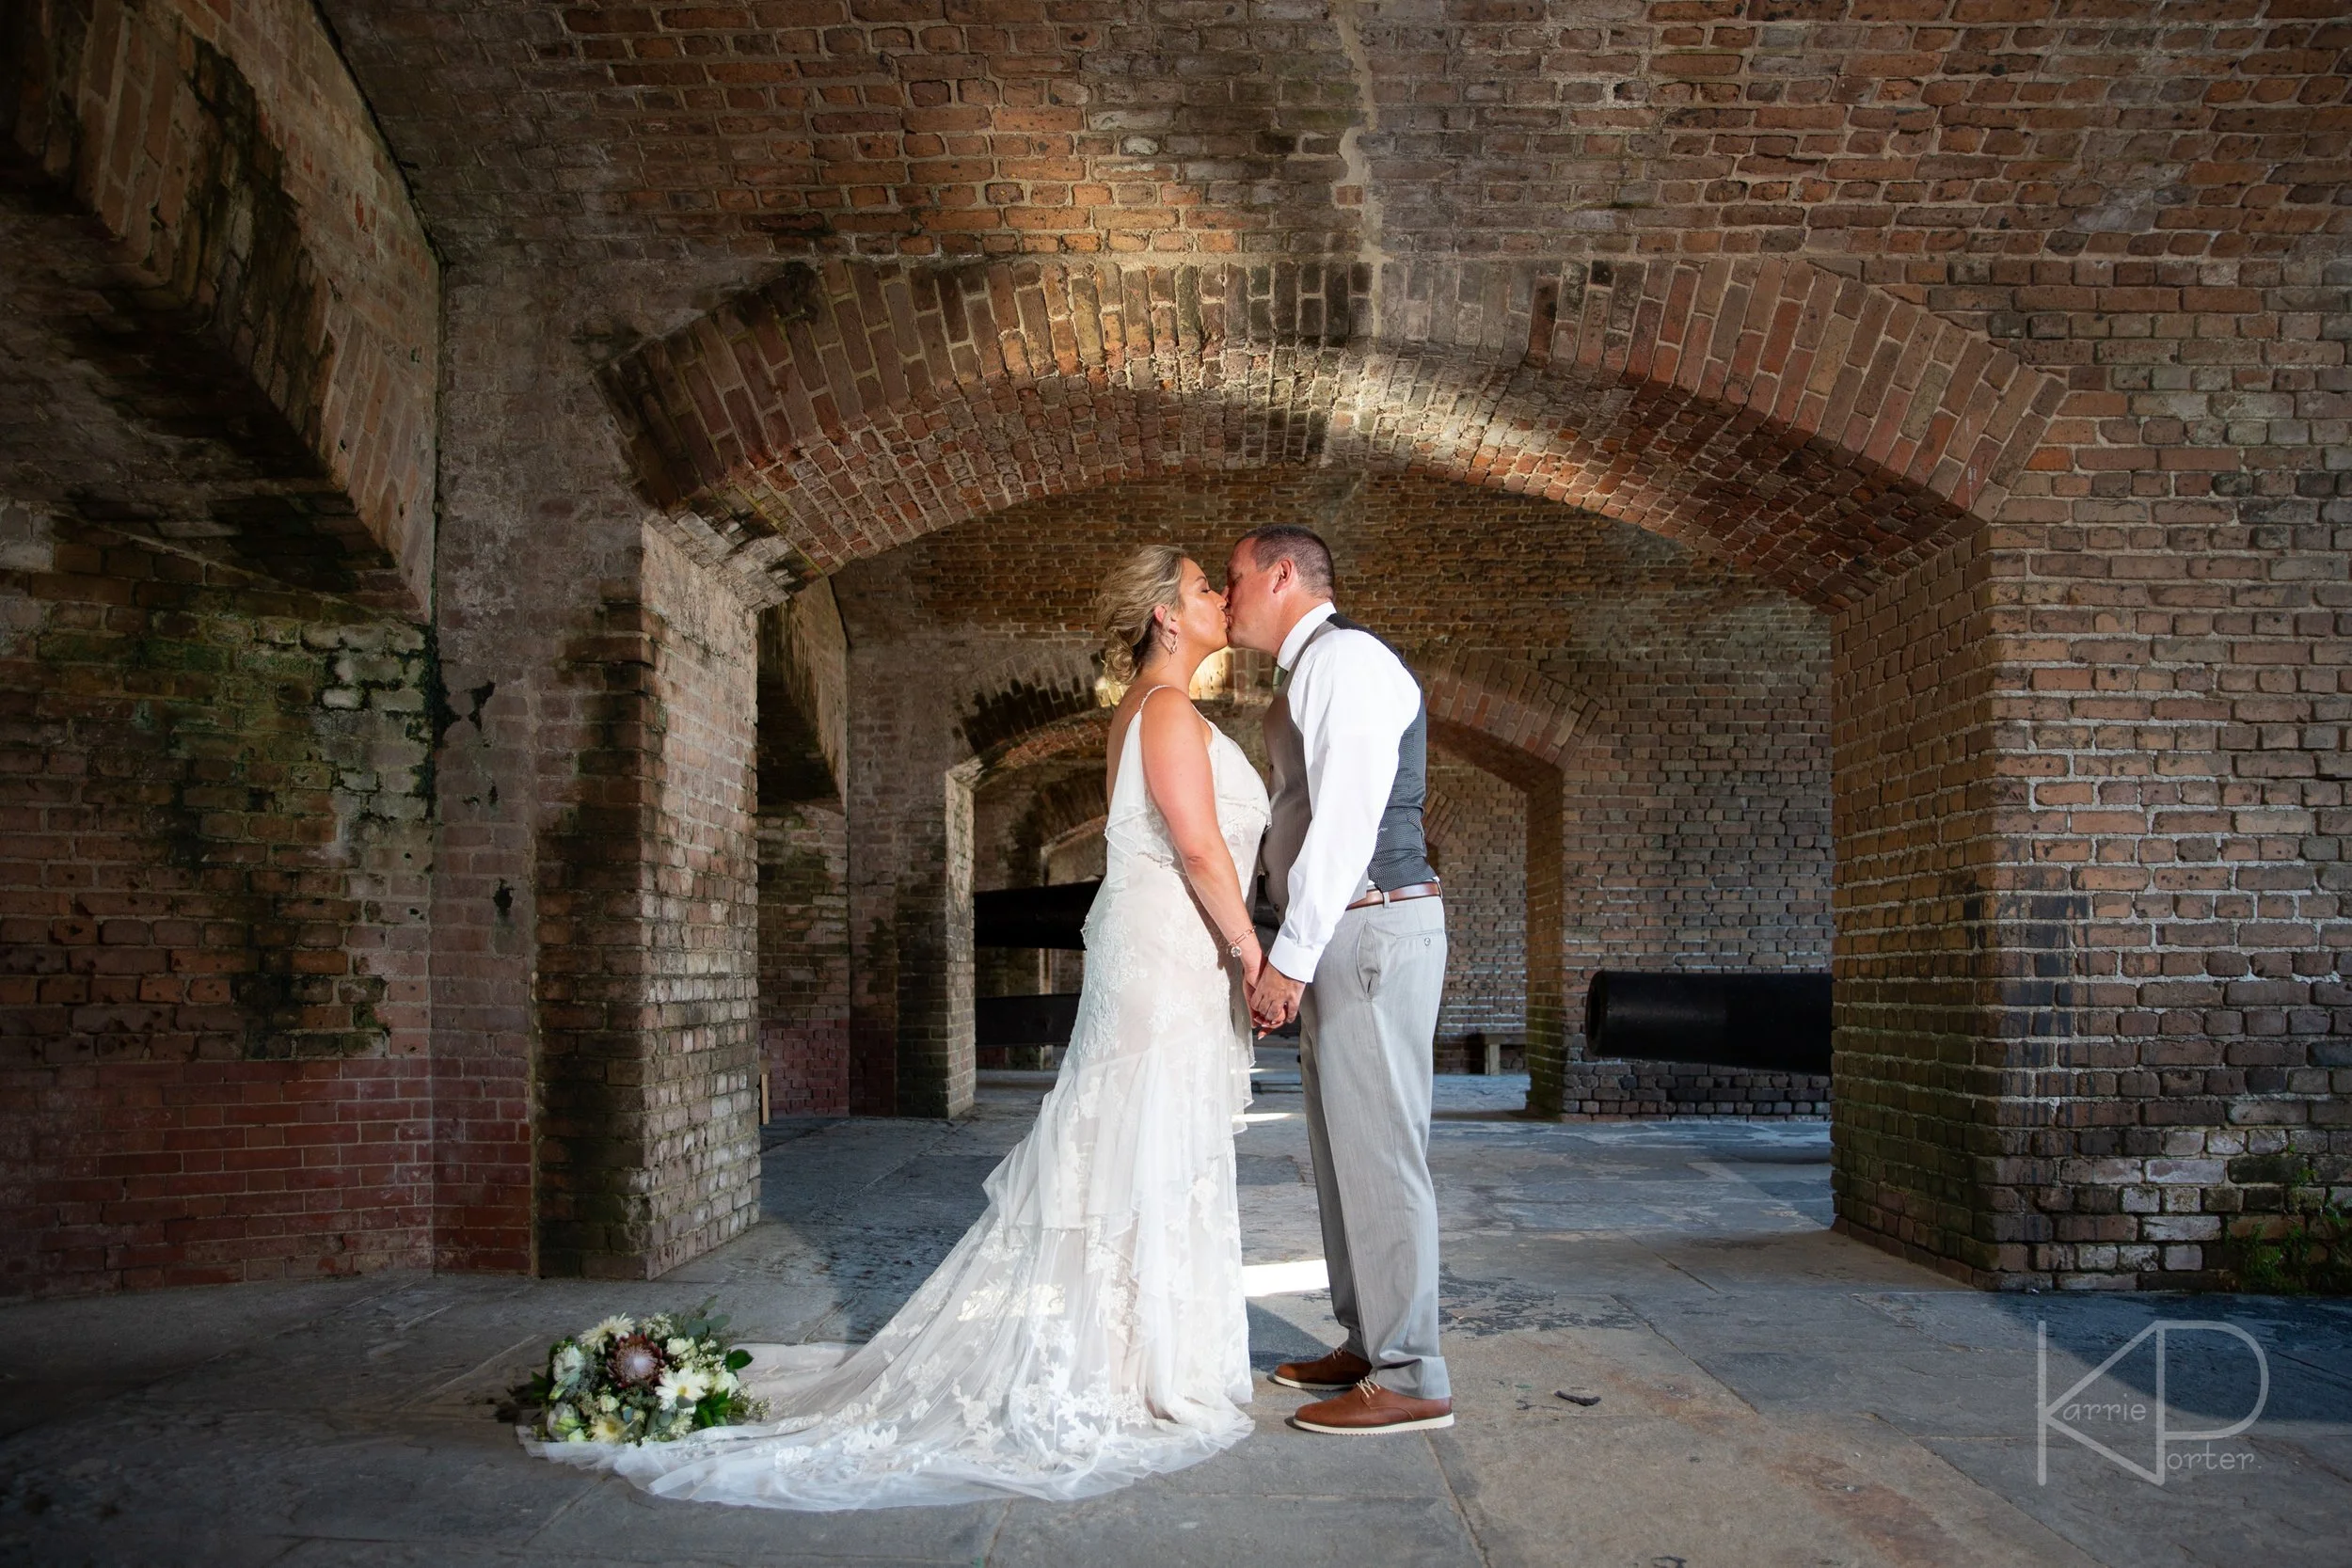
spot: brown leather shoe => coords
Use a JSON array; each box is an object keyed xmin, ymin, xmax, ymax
[
  {"xmin": 1289, "ymin": 1377, "xmax": 1454, "ymax": 1434},
  {"xmin": 1269, "ymin": 1347, "xmax": 1373, "ymax": 1392}
]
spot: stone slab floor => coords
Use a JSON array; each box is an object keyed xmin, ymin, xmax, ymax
[{"xmin": 5, "ymin": 1068, "xmax": 2347, "ymax": 1568}]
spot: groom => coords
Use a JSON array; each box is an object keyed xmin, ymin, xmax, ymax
[{"xmin": 1223, "ymin": 525, "xmax": 1452, "ymax": 1435}]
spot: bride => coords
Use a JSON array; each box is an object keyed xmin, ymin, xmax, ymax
[{"xmin": 525, "ymin": 546, "xmax": 1272, "ymax": 1510}]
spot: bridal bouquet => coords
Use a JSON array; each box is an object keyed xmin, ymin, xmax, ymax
[{"xmin": 516, "ymin": 1299, "xmax": 766, "ymax": 1445}]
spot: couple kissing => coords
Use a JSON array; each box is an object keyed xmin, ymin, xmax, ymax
[{"xmin": 522, "ymin": 525, "xmax": 1449, "ymax": 1512}]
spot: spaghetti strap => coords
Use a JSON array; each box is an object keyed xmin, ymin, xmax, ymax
[
  {"xmin": 1131, "ymin": 682, "xmax": 1213, "ymax": 745},
  {"xmin": 1124, "ymin": 682, "xmax": 1190, "ymax": 741},
  {"xmin": 1113, "ymin": 684, "xmax": 1207, "ymax": 799}
]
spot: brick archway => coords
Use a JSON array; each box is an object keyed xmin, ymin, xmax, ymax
[
  {"xmin": 602, "ymin": 257, "xmax": 2060, "ymax": 612},
  {"xmin": 908, "ymin": 656, "xmax": 1607, "ymax": 1115},
  {"xmin": 6, "ymin": 0, "xmax": 439, "ymax": 614},
  {"xmin": 628, "ymin": 257, "xmax": 2060, "ymax": 1138},
  {"xmin": 701, "ymin": 277, "xmax": 2091, "ymax": 1287}
]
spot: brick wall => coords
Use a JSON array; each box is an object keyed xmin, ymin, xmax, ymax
[
  {"xmin": 1808, "ymin": 258, "xmax": 2352, "ymax": 1291},
  {"xmin": 0, "ymin": 0, "xmax": 447, "ymax": 1298},
  {"xmin": 752, "ymin": 579, "xmax": 850, "ymax": 1115},
  {"xmin": 1544, "ymin": 591, "xmax": 1836, "ymax": 1117},
  {"xmin": 1556, "ymin": 1063, "xmax": 1832, "ymax": 1121},
  {"xmin": 1992, "ymin": 259, "xmax": 2346, "ymax": 1290},
  {"xmin": 0, "ymin": 518, "xmax": 434, "ymax": 1297},
  {"xmin": 1555, "ymin": 598, "xmax": 1831, "ymax": 974},
  {"xmin": 321, "ymin": 2, "xmax": 2348, "ymax": 268}
]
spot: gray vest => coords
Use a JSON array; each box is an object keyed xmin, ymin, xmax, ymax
[{"xmin": 1260, "ymin": 611, "xmax": 1437, "ymax": 917}]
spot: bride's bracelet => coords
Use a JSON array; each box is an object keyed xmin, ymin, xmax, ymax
[{"xmin": 1222, "ymin": 928, "xmax": 1255, "ymax": 960}]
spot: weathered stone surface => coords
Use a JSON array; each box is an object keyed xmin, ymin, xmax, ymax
[{"xmin": 2, "ymin": 1075, "xmax": 2344, "ymax": 1566}]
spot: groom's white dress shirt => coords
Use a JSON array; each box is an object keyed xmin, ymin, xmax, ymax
[{"xmin": 1266, "ymin": 600, "xmax": 1425, "ymax": 984}]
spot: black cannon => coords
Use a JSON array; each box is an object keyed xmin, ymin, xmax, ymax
[
  {"xmin": 1583, "ymin": 970, "xmax": 1832, "ymax": 1073},
  {"xmin": 973, "ymin": 880, "xmax": 1100, "ymax": 950},
  {"xmin": 977, "ymin": 991, "xmax": 1083, "ymax": 1050}
]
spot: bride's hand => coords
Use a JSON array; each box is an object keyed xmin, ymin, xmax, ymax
[{"xmin": 1237, "ymin": 932, "xmax": 1264, "ymax": 994}]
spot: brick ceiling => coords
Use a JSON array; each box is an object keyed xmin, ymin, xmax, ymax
[{"xmin": 322, "ymin": 0, "xmax": 2352, "ymax": 267}]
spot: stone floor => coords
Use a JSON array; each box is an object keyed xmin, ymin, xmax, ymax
[{"xmin": 5, "ymin": 1066, "xmax": 2348, "ymax": 1568}]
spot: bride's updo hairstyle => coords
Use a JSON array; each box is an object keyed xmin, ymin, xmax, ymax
[{"xmin": 1093, "ymin": 545, "xmax": 1189, "ymax": 685}]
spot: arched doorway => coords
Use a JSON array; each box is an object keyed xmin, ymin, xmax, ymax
[{"xmin": 672, "ymin": 255, "xmax": 2074, "ymax": 1288}]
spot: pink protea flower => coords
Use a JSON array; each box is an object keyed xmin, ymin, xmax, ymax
[{"xmin": 607, "ymin": 1333, "xmax": 664, "ymax": 1387}]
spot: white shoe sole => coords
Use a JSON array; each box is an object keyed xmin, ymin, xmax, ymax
[
  {"xmin": 1288, "ymin": 1412, "xmax": 1454, "ymax": 1434},
  {"xmin": 1268, "ymin": 1372, "xmax": 1359, "ymax": 1392}
]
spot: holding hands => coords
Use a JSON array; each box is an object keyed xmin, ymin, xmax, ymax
[{"xmin": 1249, "ymin": 963, "xmax": 1302, "ymax": 1036}]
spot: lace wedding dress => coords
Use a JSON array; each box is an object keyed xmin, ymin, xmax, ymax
[{"xmin": 524, "ymin": 689, "xmax": 1270, "ymax": 1510}]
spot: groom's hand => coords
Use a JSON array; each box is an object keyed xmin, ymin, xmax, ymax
[{"xmin": 1249, "ymin": 965, "xmax": 1304, "ymax": 1034}]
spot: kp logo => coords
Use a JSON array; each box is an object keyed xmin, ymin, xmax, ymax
[{"xmin": 2037, "ymin": 1320, "xmax": 2269, "ymax": 1485}]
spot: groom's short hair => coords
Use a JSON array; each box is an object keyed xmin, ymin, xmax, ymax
[{"xmin": 1237, "ymin": 525, "xmax": 1333, "ymax": 596}]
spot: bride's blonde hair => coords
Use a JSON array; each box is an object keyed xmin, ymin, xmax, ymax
[{"xmin": 1093, "ymin": 545, "xmax": 1189, "ymax": 685}]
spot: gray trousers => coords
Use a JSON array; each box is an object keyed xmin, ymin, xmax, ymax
[{"xmin": 1296, "ymin": 895, "xmax": 1449, "ymax": 1401}]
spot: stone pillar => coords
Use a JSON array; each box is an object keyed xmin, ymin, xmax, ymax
[
  {"xmin": 1829, "ymin": 529, "xmax": 2008, "ymax": 1282},
  {"xmin": 757, "ymin": 803, "xmax": 850, "ymax": 1117},
  {"xmin": 1837, "ymin": 385, "xmax": 2352, "ymax": 1292},
  {"xmin": 754, "ymin": 585, "xmax": 850, "ymax": 1117},
  {"xmin": 1423, "ymin": 752, "xmax": 1529, "ymax": 1073},
  {"xmin": 433, "ymin": 271, "xmax": 761, "ymax": 1281},
  {"xmin": 1424, "ymin": 719, "xmax": 1568, "ymax": 1111},
  {"xmin": 1522, "ymin": 769, "xmax": 1568, "ymax": 1111},
  {"xmin": 532, "ymin": 537, "xmax": 760, "ymax": 1278},
  {"xmin": 840, "ymin": 629, "xmax": 977, "ymax": 1119}
]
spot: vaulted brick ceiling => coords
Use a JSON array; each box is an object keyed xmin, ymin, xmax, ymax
[{"xmin": 322, "ymin": 0, "xmax": 2352, "ymax": 267}]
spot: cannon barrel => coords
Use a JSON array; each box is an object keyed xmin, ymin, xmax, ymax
[
  {"xmin": 973, "ymin": 880, "xmax": 1100, "ymax": 950},
  {"xmin": 977, "ymin": 992, "xmax": 1083, "ymax": 1049},
  {"xmin": 1583, "ymin": 971, "xmax": 1832, "ymax": 1073}
]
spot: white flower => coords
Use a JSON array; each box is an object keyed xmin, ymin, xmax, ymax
[
  {"xmin": 665, "ymin": 1337, "xmax": 694, "ymax": 1359},
  {"xmin": 551, "ymin": 1344, "xmax": 587, "ymax": 1386},
  {"xmin": 657, "ymin": 1365, "xmax": 712, "ymax": 1409},
  {"xmin": 589, "ymin": 1412, "xmax": 626, "ymax": 1443},
  {"xmin": 585, "ymin": 1315, "xmax": 633, "ymax": 1346}
]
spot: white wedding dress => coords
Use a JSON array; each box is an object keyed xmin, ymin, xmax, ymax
[{"xmin": 524, "ymin": 689, "xmax": 1271, "ymax": 1510}]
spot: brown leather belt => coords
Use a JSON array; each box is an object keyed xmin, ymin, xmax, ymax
[{"xmin": 1345, "ymin": 880, "xmax": 1442, "ymax": 911}]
